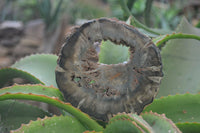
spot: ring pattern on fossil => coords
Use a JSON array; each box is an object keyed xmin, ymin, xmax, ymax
[{"xmin": 55, "ymin": 18, "xmax": 163, "ymax": 121}]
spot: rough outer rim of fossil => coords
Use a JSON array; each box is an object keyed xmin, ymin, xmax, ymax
[{"xmin": 55, "ymin": 18, "xmax": 163, "ymax": 121}]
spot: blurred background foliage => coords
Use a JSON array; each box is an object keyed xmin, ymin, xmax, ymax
[
  {"xmin": 0, "ymin": 0, "xmax": 199, "ymax": 31},
  {"xmin": 0, "ymin": 0, "xmax": 199, "ymax": 59},
  {"xmin": 108, "ymin": 0, "xmax": 199, "ymax": 30}
]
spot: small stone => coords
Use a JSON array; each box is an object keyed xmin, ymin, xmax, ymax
[
  {"xmin": 0, "ymin": 21, "xmax": 24, "ymax": 47},
  {"xmin": 0, "ymin": 37, "xmax": 21, "ymax": 47},
  {"xmin": 0, "ymin": 21, "xmax": 23, "ymax": 30},
  {"xmin": 0, "ymin": 57, "xmax": 13, "ymax": 67},
  {"xmin": 0, "ymin": 46, "xmax": 9, "ymax": 56},
  {"xmin": 0, "ymin": 21, "xmax": 23, "ymax": 39},
  {"xmin": 13, "ymin": 78, "xmax": 27, "ymax": 84},
  {"xmin": 13, "ymin": 45, "xmax": 38, "ymax": 59},
  {"xmin": 19, "ymin": 38, "xmax": 42, "ymax": 48}
]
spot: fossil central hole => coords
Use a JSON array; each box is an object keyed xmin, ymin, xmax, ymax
[
  {"xmin": 72, "ymin": 40, "xmax": 131, "ymax": 97},
  {"xmin": 97, "ymin": 40, "xmax": 130, "ymax": 65}
]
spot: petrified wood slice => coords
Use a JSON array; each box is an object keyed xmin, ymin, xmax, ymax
[{"xmin": 56, "ymin": 18, "xmax": 163, "ymax": 121}]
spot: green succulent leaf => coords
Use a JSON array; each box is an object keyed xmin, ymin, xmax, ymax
[
  {"xmin": 141, "ymin": 111, "xmax": 181, "ymax": 133},
  {"xmin": 176, "ymin": 122, "xmax": 200, "ymax": 133},
  {"xmin": 0, "ymin": 100, "xmax": 51, "ymax": 133},
  {"xmin": 129, "ymin": 114, "xmax": 153, "ymax": 133},
  {"xmin": 158, "ymin": 17, "xmax": 200, "ymax": 97},
  {"xmin": 104, "ymin": 120, "xmax": 143, "ymax": 133},
  {"xmin": 12, "ymin": 54, "xmax": 58, "ymax": 87},
  {"xmin": 109, "ymin": 113, "xmax": 153, "ymax": 133},
  {"xmin": 0, "ymin": 84, "xmax": 103, "ymax": 131},
  {"xmin": 138, "ymin": 28, "xmax": 171, "ymax": 37},
  {"xmin": 0, "ymin": 84, "xmax": 64, "ymax": 101},
  {"xmin": 11, "ymin": 115, "xmax": 86, "ymax": 133},
  {"xmin": 83, "ymin": 131, "xmax": 102, "ymax": 133},
  {"xmin": 143, "ymin": 93, "xmax": 200, "ymax": 123},
  {"xmin": 0, "ymin": 68, "xmax": 44, "ymax": 88},
  {"xmin": 153, "ymin": 33, "xmax": 200, "ymax": 49}
]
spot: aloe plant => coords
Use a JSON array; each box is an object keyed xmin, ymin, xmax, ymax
[
  {"xmin": 0, "ymin": 82, "xmax": 181, "ymax": 132},
  {"xmin": 1, "ymin": 1, "xmax": 200, "ymax": 133}
]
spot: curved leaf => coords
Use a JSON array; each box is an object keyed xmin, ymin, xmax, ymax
[
  {"xmin": 118, "ymin": 1, "xmax": 166, "ymax": 35},
  {"xmin": 158, "ymin": 17, "xmax": 200, "ymax": 97},
  {"xmin": 109, "ymin": 113, "xmax": 153, "ymax": 133},
  {"xmin": 0, "ymin": 68, "xmax": 44, "ymax": 88},
  {"xmin": 143, "ymin": 93, "xmax": 200, "ymax": 123},
  {"xmin": 83, "ymin": 131, "xmax": 102, "ymax": 133},
  {"xmin": 153, "ymin": 33, "xmax": 200, "ymax": 49},
  {"xmin": 176, "ymin": 122, "xmax": 200, "ymax": 133},
  {"xmin": 104, "ymin": 120, "xmax": 143, "ymax": 133},
  {"xmin": 138, "ymin": 28, "xmax": 171, "ymax": 37},
  {"xmin": 141, "ymin": 111, "xmax": 181, "ymax": 133},
  {"xmin": 0, "ymin": 100, "xmax": 51, "ymax": 133},
  {"xmin": 12, "ymin": 54, "xmax": 58, "ymax": 87},
  {"xmin": 0, "ymin": 84, "xmax": 64, "ymax": 101},
  {"xmin": 11, "ymin": 116, "xmax": 86, "ymax": 133},
  {"xmin": 0, "ymin": 85, "xmax": 103, "ymax": 131},
  {"xmin": 11, "ymin": 115, "xmax": 86, "ymax": 133}
]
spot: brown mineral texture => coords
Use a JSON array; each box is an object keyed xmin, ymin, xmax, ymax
[{"xmin": 56, "ymin": 18, "xmax": 163, "ymax": 121}]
